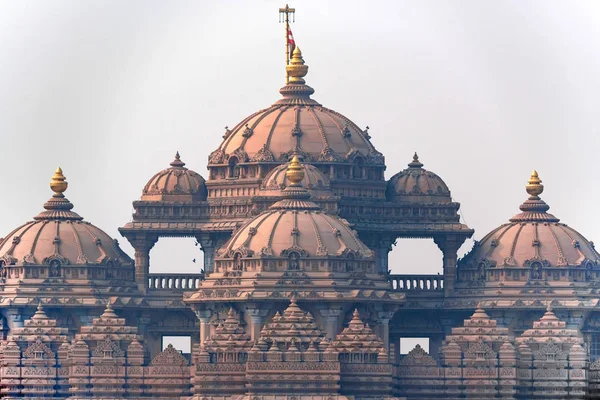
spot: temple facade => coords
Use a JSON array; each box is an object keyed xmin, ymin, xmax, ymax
[{"xmin": 0, "ymin": 11, "xmax": 599, "ymax": 400}]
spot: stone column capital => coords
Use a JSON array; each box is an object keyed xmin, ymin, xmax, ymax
[
  {"xmin": 433, "ymin": 235, "xmax": 466, "ymax": 253},
  {"xmin": 245, "ymin": 306, "xmax": 269, "ymax": 323},
  {"xmin": 194, "ymin": 310, "xmax": 213, "ymax": 322},
  {"xmin": 319, "ymin": 308, "xmax": 343, "ymax": 320},
  {"xmin": 126, "ymin": 233, "xmax": 159, "ymax": 251},
  {"xmin": 376, "ymin": 310, "xmax": 395, "ymax": 323}
]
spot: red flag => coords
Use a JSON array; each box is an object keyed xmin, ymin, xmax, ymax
[{"xmin": 287, "ymin": 28, "xmax": 296, "ymax": 60}]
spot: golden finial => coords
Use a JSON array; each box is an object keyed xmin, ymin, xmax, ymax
[
  {"xmin": 285, "ymin": 155, "xmax": 304, "ymax": 186},
  {"xmin": 50, "ymin": 167, "xmax": 68, "ymax": 195},
  {"xmin": 286, "ymin": 46, "xmax": 308, "ymax": 85},
  {"xmin": 526, "ymin": 170, "xmax": 544, "ymax": 198}
]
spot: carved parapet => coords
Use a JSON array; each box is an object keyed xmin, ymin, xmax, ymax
[
  {"xmin": 144, "ymin": 344, "xmax": 191, "ymax": 398},
  {"xmin": 193, "ymin": 362, "xmax": 246, "ymax": 397},
  {"xmin": 395, "ymin": 344, "xmax": 443, "ymax": 400}
]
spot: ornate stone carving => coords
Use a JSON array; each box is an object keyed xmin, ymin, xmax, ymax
[{"xmin": 92, "ymin": 336, "xmax": 125, "ymax": 358}]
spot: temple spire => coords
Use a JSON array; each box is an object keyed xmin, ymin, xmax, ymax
[
  {"xmin": 170, "ymin": 151, "xmax": 186, "ymax": 168},
  {"xmin": 509, "ymin": 170, "xmax": 558, "ymax": 223},
  {"xmin": 408, "ymin": 152, "xmax": 423, "ymax": 168},
  {"xmin": 35, "ymin": 167, "xmax": 83, "ymax": 221}
]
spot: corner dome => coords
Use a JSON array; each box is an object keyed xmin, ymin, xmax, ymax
[
  {"xmin": 259, "ymin": 159, "xmax": 332, "ymax": 197},
  {"xmin": 217, "ymin": 157, "xmax": 371, "ymax": 259},
  {"xmin": 208, "ymin": 47, "xmax": 383, "ymax": 167},
  {"xmin": 142, "ymin": 152, "xmax": 207, "ymax": 202},
  {"xmin": 459, "ymin": 171, "xmax": 600, "ymax": 280},
  {"xmin": 0, "ymin": 168, "xmax": 132, "ymax": 268},
  {"xmin": 387, "ymin": 153, "xmax": 452, "ymax": 203}
]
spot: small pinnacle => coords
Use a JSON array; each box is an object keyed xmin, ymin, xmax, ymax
[
  {"xmin": 170, "ymin": 151, "xmax": 186, "ymax": 168},
  {"xmin": 408, "ymin": 152, "xmax": 424, "ymax": 168}
]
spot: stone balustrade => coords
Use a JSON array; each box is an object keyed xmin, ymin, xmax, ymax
[
  {"xmin": 148, "ymin": 273, "xmax": 204, "ymax": 290},
  {"xmin": 389, "ymin": 274, "xmax": 444, "ymax": 292},
  {"xmin": 147, "ymin": 272, "xmax": 443, "ymax": 292}
]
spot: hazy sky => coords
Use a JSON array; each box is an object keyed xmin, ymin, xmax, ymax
[{"xmin": 1, "ymin": 0, "xmax": 599, "ymax": 275}]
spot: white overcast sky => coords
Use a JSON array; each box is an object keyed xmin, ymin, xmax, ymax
[{"xmin": 0, "ymin": 0, "xmax": 599, "ymax": 275}]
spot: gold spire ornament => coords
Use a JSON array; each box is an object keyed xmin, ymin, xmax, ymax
[
  {"xmin": 286, "ymin": 47, "xmax": 308, "ymax": 84},
  {"xmin": 285, "ymin": 155, "xmax": 304, "ymax": 186},
  {"xmin": 50, "ymin": 167, "xmax": 68, "ymax": 195},
  {"xmin": 526, "ymin": 170, "xmax": 544, "ymax": 199}
]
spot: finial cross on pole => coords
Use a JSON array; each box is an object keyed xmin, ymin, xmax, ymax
[{"xmin": 279, "ymin": 4, "xmax": 296, "ymax": 83}]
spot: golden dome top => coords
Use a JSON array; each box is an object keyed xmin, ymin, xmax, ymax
[
  {"xmin": 510, "ymin": 170, "xmax": 557, "ymax": 222},
  {"xmin": 286, "ymin": 46, "xmax": 308, "ymax": 85},
  {"xmin": 526, "ymin": 170, "xmax": 544, "ymax": 199},
  {"xmin": 285, "ymin": 155, "xmax": 304, "ymax": 185},
  {"xmin": 50, "ymin": 167, "xmax": 68, "ymax": 195}
]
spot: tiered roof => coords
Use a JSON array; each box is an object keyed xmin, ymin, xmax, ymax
[
  {"xmin": 258, "ymin": 297, "xmax": 324, "ymax": 350},
  {"xmin": 332, "ymin": 309, "xmax": 385, "ymax": 355},
  {"xmin": 517, "ymin": 306, "xmax": 583, "ymax": 348},
  {"xmin": 203, "ymin": 308, "xmax": 252, "ymax": 353}
]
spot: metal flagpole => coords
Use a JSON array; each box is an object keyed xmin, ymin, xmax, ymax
[{"xmin": 279, "ymin": 4, "xmax": 295, "ymax": 84}]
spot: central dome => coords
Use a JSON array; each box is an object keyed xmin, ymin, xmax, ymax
[{"xmin": 208, "ymin": 48, "xmax": 383, "ymax": 166}]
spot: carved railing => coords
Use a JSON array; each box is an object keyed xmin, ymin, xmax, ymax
[
  {"xmin": 148, "ymin": 274, "xmax": 204, "ymax": 290},
  {"xmin": 147, "ymin": 273, "xmax": 443, "ymax": 293},
  {"xmin": 389, "ymin": 274, "xmax": 444, "ymax": 292}
]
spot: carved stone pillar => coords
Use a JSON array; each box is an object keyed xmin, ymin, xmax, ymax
[
  {"xmin": 319, "ymin": 308, "xmax": 343, "ymax": 340},
  {"xmin": 246, "ymin": 307, "xmax": 269, "ymax": 342},
  {"xmin": 434, "ymin": 235, "xmax": 465, "ymax": 296},
  {"xmin": 376, "ymin": 236, "xmax": 396, "ymax": 275},
  {"xmin": 125, "ymin": 234, "xmax": 158, "ymax": 292},
  {"xmin": 6, "ymin": 308, "xmax": 24, "ymax": 329},
  {"xmin": 391, "ymin": 335, "xmax": 401, "ymax": 364},
  {"xmin": 566, "ymin": 309, "xmax": 585, "ymax": 330},
  {"xmin": 358, "ymin": 233, "xmax": 396, "ymax": 274},
  {"xmin": 376, "ymin": 311, "xmax": 394, "ymax": 352},
  {"xmin": 197, "ymin": 233, "xmax": 227, "ymax": 275},
  {"xmin": 194, "ymin": 310, "xmax": 212, "ymax": 346}
]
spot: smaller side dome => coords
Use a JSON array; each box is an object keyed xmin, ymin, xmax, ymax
[
  {"xmin": 142, "ymin": 152, "xmax": 207, "ymax": 202},
  {"xmin": 220, "ymin": 157, "xmax": 369, "ymax": 259},
  {"xmin": 0, "ymin": 168, "xmax": 132, "ymax": 268},
  {"xmin": 458, "ymin": 171, "xmax": 600, "ymax": 285},
  {"xmin": 386, "ymin": 153, "xmax": 451, "ymax": 203},
  {"xmin": 259, "ymin": 160, "xmax": 332, "ymax": 197}
]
